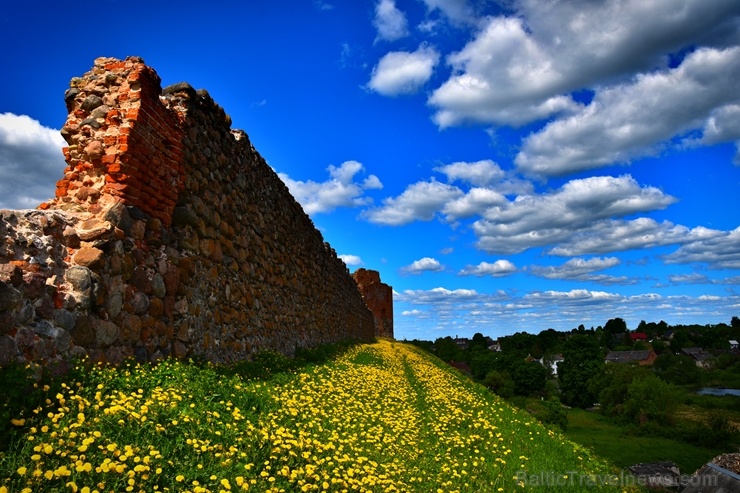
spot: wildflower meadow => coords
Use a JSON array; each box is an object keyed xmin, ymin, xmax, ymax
[{"xmin": 0, "ymin": 340, "xmax": 636, "ymax": 492}]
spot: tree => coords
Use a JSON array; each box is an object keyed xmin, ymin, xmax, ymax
[
  {"xmin": 469, "ymin": 351, "xmax": 499, "ymax": 381},
  {"xmin": 623, "ymin": 374, "xmax": 680, "ymax": 426},
  {"xmin": 558, "ymin": 334, "xmax": 604, "ymax": 408},
  {"xmin": 483, "ymin": 370, "xmax": 515, "ymax": 398},
  {"xmin": 467, "ymin": 332, "xmax": 489, "ymax": 354},
  {"xmin": 732, "ymin": 316, "xmax": 740, "ymax": 329},
  {"xmin": 511, "ymin": 361, "xmax": 548, "ymax": 396},
  {"xmin": 653, "ymin": 353, "xmax": 701, "ymax": 385},
  {"xmin": 434, "ymin": 337, "xmax": 462, "ymax": 362},
  {"xmin": 542, "ymin": 396, "xmax": 568, "ymax": 431},
  {"xmin": 536, "ymin": 328, "xmax": 562, "ymax": 355},
  {"xmin": 499, "ymin": 331, "xmax": 538, "ymax": 356},
  {"xmin": 604, "ymin": 317, "xmax": 628, "ymax": 334},
  {"xmin": 588, "ymin": 364, "xmax": 647, "ymax": 418}
]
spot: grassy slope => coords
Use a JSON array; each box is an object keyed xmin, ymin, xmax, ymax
[
  {"xmin": 1, "ymin": 341, "xmax": 635, "ymax": 492},
  {"xmin": 564, "ymin": 408, "xmax": 724, "ymax": 475}
]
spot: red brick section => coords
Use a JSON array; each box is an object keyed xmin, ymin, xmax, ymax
[
  {"xmin": 352, "ymin": 268, "xmax": 394, "ymax": 338},
  {"xmin": 44, "ymin": 57, "xmax": 185, "ymax": 227}
]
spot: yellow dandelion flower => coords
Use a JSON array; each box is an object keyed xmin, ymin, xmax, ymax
[
  {"xmin": 176, "ymin": 475, "xmax": 185, "ymax": 482},
  {"xmin": 10, "ymin": 418, "xmax": 25, "ymax": 426},
  {"xmin": 17, "ymin": 466, "xmax": 28, "ymax": 475}
]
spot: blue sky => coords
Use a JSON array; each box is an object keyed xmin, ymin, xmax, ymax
[{"xmin": 1, "ymin": 0, "xmax": 739, "ymax": 341}]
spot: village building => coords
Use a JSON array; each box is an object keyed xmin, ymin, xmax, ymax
[
  {"xmin": 682, "ymin": 347, "xmax": 714, "ymax": 368},
  {"xmin": 605, "ymin": 350, "xmax": 657, "ymax": 366}
]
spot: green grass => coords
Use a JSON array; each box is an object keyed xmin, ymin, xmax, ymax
[
  {"xmin": 0, "ymin": 341, "xmax": 638, "ymax": 492},
  {"xmin": 563, "ymin": 408, "xmax": 724, "ymax": 474}
]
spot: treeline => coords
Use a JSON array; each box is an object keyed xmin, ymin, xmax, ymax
[{"xmin": 407, "ymin": 316, "xmax": 740, "ymax": 447}]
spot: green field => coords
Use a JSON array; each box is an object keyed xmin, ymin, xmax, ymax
[
  {"xmin": 564, "ymin": 407, "xmax": 724, "ymax": 474},
  {"xmin": 0, "ymin": 341, "xmax": 636, "ymax": 492}
]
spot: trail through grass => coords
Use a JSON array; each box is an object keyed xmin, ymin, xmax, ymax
[{"xmin": 1, "ymin": 341, "xmax": 636, "ymax": 492}]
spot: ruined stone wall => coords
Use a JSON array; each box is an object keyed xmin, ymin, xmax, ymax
[
  {"xmin": 352, "ymin": 269, "xmax": 394, "ymax": 339},
  {"xmin": 0, "ymin": 56, "xmax": 377, "ymax": 367}
]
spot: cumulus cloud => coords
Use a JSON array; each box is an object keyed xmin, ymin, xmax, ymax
[
  {"xmin": 516, "ymin": 47, "xmax": 740, "ymax": 176},
  {"xmin": 373, "ymin": 0, "xmax": 409, "ymax": 42},
  {"xmin": 338, "ymin": 254, "xmax": 363, "ymax": 266},
  {"xmin": 429, "ymin": 0, "xmax": 740, "ymax": 129},
  {"xmin": 435, "ymin": 159, "xmax": 505, "ymax": 186},
  {"xmin": 529, "ymin": 257, "xmax": 636, "ymax": 285},
  {"xmin": 547, "ymin": 220, "xmax": 719, "ymax": 257},
  {"xmin": 419, "ymin": 0, "xmax": 476, "ymax": 25},
  {"xmin": 442, "ymin": 187, "xmax": 506, "ymax": 221},
  {"xmin": 402, "ymin": 257, "xmax": 445, "ymax": 274},
  {"xmin": 396, "ymin": 286, "xmax": 481, "ymax": 303},
  {"xmin": 394, "ymin": 284, "xmax": 740, "ymax": 335},
  {"xmin": 668, "ymin": 273, "xmax": 709, "ymax": 285},
  {"xmin": 459, "ymin": 260, "xmax": 516, "ymax": 277},
  {"xmin": 689, "ymin": 103, "xmax": 740, "ymax": 164},
  {"xmin": 664, "ymin": 226, "xmax": 740, "ymax": 269},
  {"xmin": 362, "ymin": 179, "xmax": 462, "ymax": 225},
  {"xmin": 368, "ymin": 44, "xmax": 440, "ymax": 96},
  {"xmin": 0, "ymin": 113, "xmax": 66, "ymax": 209},
  {"xmin": 278, "ymin": 160, "xmax": 382, "ymax": 215},
  {"xmin": 524, "ymin": 289, "xmax": 623, "ymax": 305},
  {"xmin": 472, "ymin": 175, "xmax": 678, "ymax": 254}
]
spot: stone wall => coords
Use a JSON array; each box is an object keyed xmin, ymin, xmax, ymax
[
  {"xmin": 352, "ymin": 269, "xmax": 394, "ymax": 339},
  {"xmin": 0, "ymin": 56, "xmax": 379, "ymax": 367}
]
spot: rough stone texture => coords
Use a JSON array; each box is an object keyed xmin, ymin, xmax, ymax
[
  {"xmin": 352, "ymin": 268, "xmax": 394, "ymax": 338},
  {"xmin": 0, "ymin": 56, "xmax": 383, "ymax": 367}
]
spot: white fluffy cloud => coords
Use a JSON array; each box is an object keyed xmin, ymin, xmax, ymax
[
  {"xmin": 368, "ymin": 44, "xmax": 440, "ymax": 96},
  {"xmin": 442, "ymin": 187, "xmax": 506, "ymax": 221},
  {"xmin": 396, "ymin": 286, "xmax": 481, "ymax": 303},
  {"xmin": 419, "ymin": 0, "xmax": 476, "ymax": 25},
  {"xmin": 472, "ymin": 175, "xmax": 678, "ymax": 254},
  {"xmin": 362, "ymin": 179, "xmax": 462, "ymax": 225},
  {"xmin": 435, "ymin": 159, "xmax": 504, "ymax": 186},
  {"xmin": 516, "ymin": 47, "xmax": 740, "ymax": 176},
  {"xmin": 664, "ymin": 226, "xmax": 740, "ymax": 269},
  {"xmin": 373, "ymin": 0, "xmax": 409, "ymax": 42},
  {"xmin": 459, "ymin": 260, "xmax": 516, "ymax": 277},
  {"xmin": 547, "ymin": 220, "xmax": 719, "ymax": 257},
  {"xmin": 429, "ymin": 0, "xmax": 740, "ymax": 129},
  {"xmin": 338, "ymin": 254, "xmax": 363, "ymax": 266},
  {"xmin": 0, "ymin": 113, "xmax": 66, "ymax": 209},
  {"xmin": 395, "ymin": 285, "xmax": 740, "ymax": 335},
  {"xmin": 529, "ymin": 257, "xmax": 636, "ymax": 285},
  {"xmin": 278, "ymin": 160, "xmax": 382, "ymax": 215},
  {"xmin": 402, "ymin": 257, "xmax": 445, "ymax": 274}
]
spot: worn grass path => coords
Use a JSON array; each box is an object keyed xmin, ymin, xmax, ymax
[{"xmin": 1, "ymin": 340, "xmax": 635, "ymax": 492}]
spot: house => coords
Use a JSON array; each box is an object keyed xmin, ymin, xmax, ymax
[
  {"xmin": 730, "ymin": 340, "xmax": 739, "ymax": 351},
  {"xmin": 605, "ymin": 350, "xmax": 657, "ymax": 366},
  {"xmin": 488, "ymin": 340, "xmax": 502, "ymax": 352},
  {"xmin": 682, "ymin": 347, "xmax": 714, "ymax": 368},
  {"xmin": 540, "ymin": 354, "xmax": 564, "ymax": 376},
  {"xmin": 453, "ymin": 337, "xmax": 470, "ymax": 350},
  {"xmin": 662, "ymin": 329, "xmax": 674, "ymax": 341},
  {"xmin": 681, "ymin": 454, "xmax": 740, "ymax": 493},
  {"xmin": 628, "ymin": 462, "xmax": 680, "ymax": 488},
  {"xmin": 629, "ymin": 332, "xmax": 649, "ymax": 343}
]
